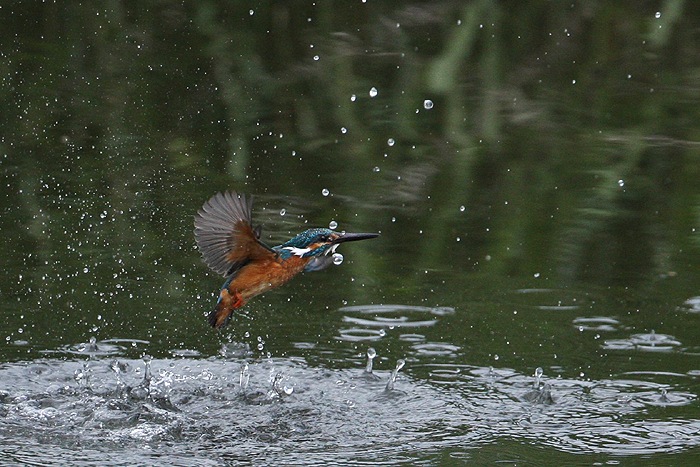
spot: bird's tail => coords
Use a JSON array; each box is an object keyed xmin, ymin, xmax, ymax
[{"xmin": 208, "ymin": 289, "xmax": 245, "ymax": 329}]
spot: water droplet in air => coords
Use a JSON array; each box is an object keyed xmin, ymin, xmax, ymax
[
  {"xmin": 341, "ymin": 127, "xmax": 347, "ymax": 134},
  {"xmin": 322, "ymin": 188, "xmax": 330, "ymax": 197},
  {"xmin": 618, "ymin": 179, "xmax": 625, "ymax": 187},
  {"xmin": 350, "ymin": 94, "xmax": 357, "ymax": 102},
  {"xmin": 279, "ymin": 208, "xmax": 286, "ymax": 216},
  {"xmin": 459, "ymin": 205, "xmax": 466, "ymax": 212},
  {"xmin": 423, "ymin": 99, "xmax": 433, "ymax": 109},
  {"xmin": 387, "ymin": 138, "xmax": 395, "ymax": 146},
  {"xmin": 655, "ymin": 11, "xmax": 661, "ymax": 19},
  {"xmin": 332, "ymin": 253, "xmax": 344, "ymax": 265},
  {"xmin": 369, "ymin": 87, "xmax": 378, "ymax": 97},
  {"xmin": 372, "ymin": 166, "xmax": 380, "ymax": 173},
  {"xmin": 329, "ymin": 220, "xmax": 338, "ymax": 230}
]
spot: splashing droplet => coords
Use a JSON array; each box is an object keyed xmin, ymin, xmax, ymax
[
  {"xmin": 534, "ymin": 367, "xmax": 543, "ymax": 388},
  {"xmin": 387, "ymin": 138, "xmax": 395, "ymax": 146},
  {"xmin": 459, "ymin": 205, "xmax": 466, "ymax": 212},
  {"xmin": 239, "ymin": 363, "xmax": 250, "ymax": 393},
  {"xmin": 385, "ymin": 359, "xmax": 405, "ymax": 391},
  {"xmin": 280, "ymin": 208, "xmax": 286, "ymax": 216},
  {"xmin": 369, "ymin": 87, "xmax": 378, "ymax": 98},
  {"xmin": 365, "ymin": 347, "xmax": 377, "ymax": 373},
  {"xmin": 74, "ymin": 360, "xmax": 91, "ymax": 387},
  {"xmin": 329, "ymin": 220, "xmax": 338, "ymax": 230},
  {"xmin": 142, "ymin": 354, "xmax": 153, "ymax": 387},
  {"xmin": 87, "ymin": 336, "xmax": 98, "ymax": 353},
  {"xmin": 372, "ymin": 166, "xmax": 380, "ymax": 173},
  {"xmin": 270, "ymin": 373, "xmax": 294, "ymax": 398},
  {"xmin": 423, "ymin": 99, "xmax": 434, "ymax": 109},
  {"xmin": 332, "ymin": 253, "xmax": 344, "ymax": 265},
  {"xmin": 322, "ymin": 188, "xmax": 330, "ymax": 197}
]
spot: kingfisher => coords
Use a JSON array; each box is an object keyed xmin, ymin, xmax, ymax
[{"xmin": 194, "ymin": 191, "xmax": 379, "ymax": 329}]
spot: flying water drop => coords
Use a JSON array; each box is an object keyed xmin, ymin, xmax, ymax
[
  {"xmin": 369, "ymin": 87, "xmax": 378, "ymax": 98},
  {"xmin": 329, "ymin": 220, "xmax": 338, "ymax": 229},
  {"xmin": 423, "ymin": 99, "xmax": 434, "ymax": 109},
  {"xmin": 322, "ymin": 188, "xmax": 330, "ymax": 197},
  {"xmin": 332, "ymin": 252, "xmax": 344, "ymax": 265}
]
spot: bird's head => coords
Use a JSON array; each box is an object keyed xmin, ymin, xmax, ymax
[{"xmin": 277, "ymin": 228, "xmax": 379, "ymax": 260}]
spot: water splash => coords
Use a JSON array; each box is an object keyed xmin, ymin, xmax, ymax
[
  {"xmin": 365, "ymin": 347, "xmax": 376, "ymax": 374},
  {"xmin": 534, "ymin": 366, "xmax": 543, "ymax": 389},
  {"xmin": 74, "ymin": 359, "xmax": 91, "ymax": 388},
  {"xmin": 385, "ymin": 359, "xmax": 405, "ymax": 391},
  {"xmin": 269, "ymin": 372, "xmax": 294, "ymax": 399},
  {"xmin": 522, "ymin": 367, "xmax": 555, "ymax": 404},
  {"xmin": 109, "ymin": 359, "xmax": 128, "ymax": 396},
  {"xmin": 142, "ymin": 354, "xmax": 153, "ymax": 386},
  {"xmin": 129, "ymin": 354, "xmax": 153, "ymax": 400},
  {"xmin": 239, "ymin": 362, "xmax": 250, "ymax": 393}
]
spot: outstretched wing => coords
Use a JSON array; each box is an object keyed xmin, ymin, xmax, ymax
[{"xmin": 194, "ymin": 191, "xmax": 276, "ymax": 276}]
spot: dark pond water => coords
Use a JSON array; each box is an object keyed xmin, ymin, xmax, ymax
[{"xmin": 2, "ymin": 2, "xmax": 700, "ymax": 465}]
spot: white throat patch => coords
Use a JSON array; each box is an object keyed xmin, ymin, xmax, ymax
[{"xmin": 283, "ymin": 246, "xmax": 311, "ymax": 257}]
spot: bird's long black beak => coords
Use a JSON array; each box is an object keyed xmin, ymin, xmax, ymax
[{"xmin": 332, "ymin": 232, "xmax": 380, "ymax": 244}]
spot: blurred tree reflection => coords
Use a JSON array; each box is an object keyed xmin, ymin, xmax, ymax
[{"xmin": 1, "ymin": 1, "xmax": 699, "ymax": 349}]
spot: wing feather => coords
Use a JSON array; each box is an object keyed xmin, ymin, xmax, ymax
[{"xmin": 194, "ymin": 191, "xmax": 276, "ymax": 276}]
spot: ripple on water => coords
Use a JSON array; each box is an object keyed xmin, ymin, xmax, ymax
[
  {"xmin": 411, "ymin": 342, "xmax": 461, "ymax": 357},
  {"xmin": 603, "ymin": 331, "xmax": 682, "ymax": 352},
  {"xmin": 572, "ymin": 316, "xmax": 620, "ymax": 332},
  {"xmin": 679, "ymin": 296, "xmax": 700, "ymax": 313},
  {"xmin": 509, "ymin": 288, "xmax": 588, "ymax": 311},
  {"xmin": 336, "ymin": 304, "xmax": 453, "ymax": 343},
  {"xmin": 42, "ymin": 337, "xmax": 151, "ymax": 358}
]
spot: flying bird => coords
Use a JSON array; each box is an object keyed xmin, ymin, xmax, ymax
[{"xmin": 194, "ymin": 191, "xmax": 379, "ymax": 328}]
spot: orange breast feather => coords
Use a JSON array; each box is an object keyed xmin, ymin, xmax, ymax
[{"xmin": 230, "ymin": 255, "xmax": 310, "ymax": 301}]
